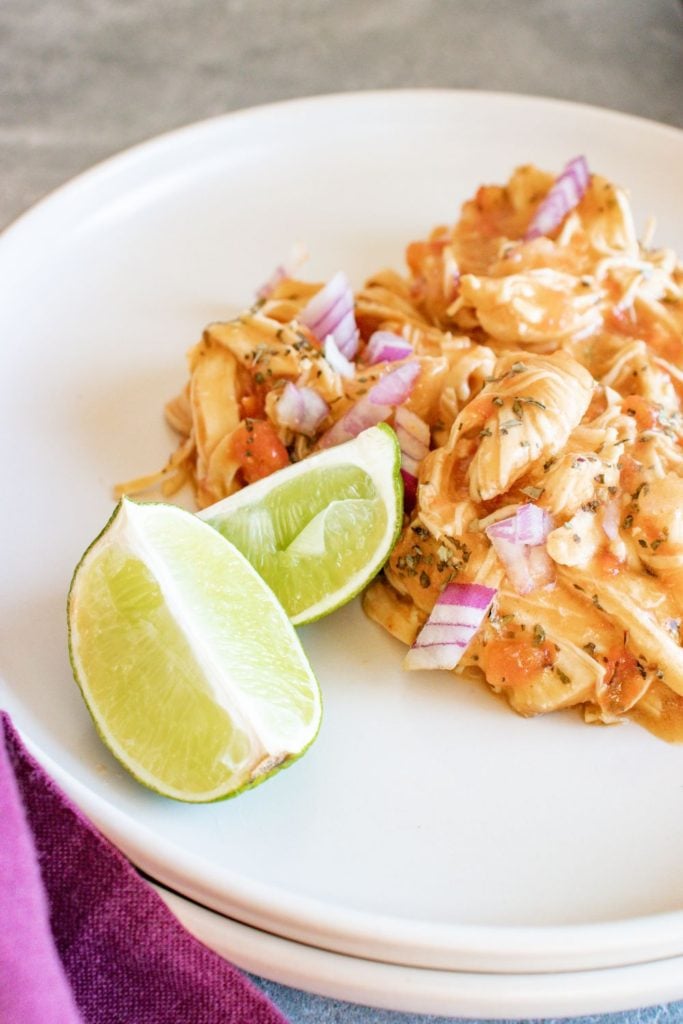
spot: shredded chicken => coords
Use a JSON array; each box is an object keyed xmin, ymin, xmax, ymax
[{"xmin": 118, "ymin": 160, "xmax": 683, "ymax": 740}]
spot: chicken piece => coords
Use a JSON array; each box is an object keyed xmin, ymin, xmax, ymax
[
  {"xmin": 362, "ymin": 576, "xmax": 425, "ymax": 646},
  {"xmin": 630, "ymin": 474, "xmax": 683, "ymax": 579},
  {"xmin": 451, "ymin": 350, "xmax": 594, "ymax": 502},
  {"xmin": 597, "ymin": 339, "xmax": 679, "ymax": 409},
  {"xmin": 384, "ymin": 519, "xmax": 488, "ymax": 614},
  {"xmin": 450, "ymin": 164, "xmax": 555, "ymax": 275},
  {"xmin": 540, "ymin": 450, "xmax": 611, "ymax": 519},
  {"xmin": 456, "ymin": 269, "xmax": 604, "ymax": 349},
  {"xmin": 188, "ymin": 339, "xmax": 242, "ymax": 506},
  {"xmin": 425, "ymin": 338, "xmax": 496, "ymax": 444},
  {"xmin": 574, "ymin": 175, "xmax": 639, "ymax": 260},
  {"xmin": 546, "ymin": 508, "xmax": 609, "ymax": 570},
  {"xmin": 355, "ymin": 269, "xmax": 433, "ymax": 337},
  {"xmin": 556, "ymin": 565, "xmax": 683, "ymax": 697},
  {"xmin": 206, "ymin": 315, "xmax": 321, "ymax": 385},
  {"xmin": 467, "ymin": 582, "xmax": 618, "ymax": 717},
  {"xmin": 405, "ymin": 230, "xmax": 461, "ymax": 326}
]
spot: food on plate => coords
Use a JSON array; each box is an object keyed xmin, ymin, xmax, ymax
[
  {"xmin": 119, "ymin": 157, "xmax": 683, "ymax": 739},
  {"xmin": 67, "ymin": 498, "xmax": 321, "ymax": 801}
]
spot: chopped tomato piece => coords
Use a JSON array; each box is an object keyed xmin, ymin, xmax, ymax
[
  {"xmin": 621, "ymin": 394, "xmax": 658, "ymax": 432},
  {"xmin": 240, "ymin": 393, "xmax": 265, "ymax": 419},
  {"xmin": 603, "ymin": 644, "xmax": 647, "ymax": 714},
  {"xmin": 231, "ymin": 419, "xmax": 290, "ymax": 484},
  {"xmin": 483, "ymin": 637, "xmax": 555, "ymax": 689}
]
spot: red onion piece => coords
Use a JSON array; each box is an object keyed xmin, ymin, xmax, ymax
[
  {"xmin": 324, "ymin": 334, "xmax": 355, "ymax": 379},
  {"xmin": 368, "ymin": 360, "xmax": 421, "ymax": 405},
  {"xmin": 486, "ymin": 503, "xmax": 551, "ymax": 546},
  {"xmin": 256, "ymin": 242, "xmax": 308, "ymax": 300},
  {"xmin": 318, "ymin": 361, "xmax": 420, "ymax": 449},
  {"xmin": 365, "ymin": 331, "xmax": 413, "ymax": 365},
  {"xmin": 485, "ymin": 504, "xmax": 554, "ymax": 594},
  {"xmin": 524, "ymin": 156, "xmax": 590, "ymax": 241},
  {"xmin": 275, "ymin": 382, "xmax": 329, "ymax": 437},
  {"xmin": 300, "ymin": 271, "xmax": 359, "ymax": 358},
  {"xmin": 404, "ymin": 583, "xmax": 496, "ymax": 671},
  {"xmin": 401, "ymin": 469, "xmax": 418, "ymax": 512},
  {"xmin": 395, "ymin": 407, "xmax": 429, "ymax": 467},
  {"xmin": 395, "ymin": 406, "xmax": 430, "ymax": 513}
]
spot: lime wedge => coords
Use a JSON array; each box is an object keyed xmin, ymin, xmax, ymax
[
  {"xmin": 67, "ymin": 498, "xmax": 321, "ymax": 802},
  {"xmin": 200, "ymin": 424, "xmax": 403, "ymax": 625}
]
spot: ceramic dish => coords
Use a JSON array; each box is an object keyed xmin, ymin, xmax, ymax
[
  {"xmin": 153, "ymin": 882, "xmax": 683, "ymax": 1019},
  {"xmin": 1, "ymin": 91, "xmax": 682, "ymax": 980}
]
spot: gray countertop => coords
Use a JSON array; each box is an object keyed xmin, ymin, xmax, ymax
[
  {"xmin": 2, "ymin": 1, "xmax": 682, "ymax": 1022},
  {"xmin": 2, "ymin": 0, "xmax": 682, "ymax": 232}
]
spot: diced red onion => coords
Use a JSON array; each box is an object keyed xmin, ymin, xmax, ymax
[
  {"xmin": 368, "ymin": 360, "xmax": 420, "ymax": 405},
  {"xmin": 486, "ymin": 503, "xmax": 551, "ymax": 546},
  {"xmin": 404, "ymin": 583, "xmax": 496, "ymax": 671},
  {"xmin": 275, "ymin": 382, "xmax": 329, "ymax": 437},
  {"xmin": 365, "ymin": 331, "xmax": 413, "ymax": 365},
  {"xmin": 395, "ymin": 407, "xmax": 429, "ymax": 469},
  {"xmin": 300, "ymin": 271, "xmax": 359, "ymax": 359},
  {"xmin": 256, "ymin": 242, "xmax": 308, "ymax": 300},
  {"xmin": 401, "ymin": 471, "xmax": 418, "ymax": 512},
  {"xmin": 324, "ymin": 334, "xmax": 355, "ymax": 379},
  {"xmin": 524, "ymin": 156, "xmax": 590, "ymax": 241},
  {"xmin": 395, "ymin": 406, "xmax": 430, "ymax": 513},
  {"xmin": 526, "ymin": 544, "xmax": 555, "ymax": 586},
  {"xmin": 318, "ymin": 361, "xmax": 420, "ymax": 449},
  {"xmin": 485, "ymin": 504, "xmax": 554, "ymax": 594}
]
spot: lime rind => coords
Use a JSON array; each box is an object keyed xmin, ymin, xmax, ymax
[
  {"xmin": 67, "ymin": 498, "xmax": 322, "ymax": 803},
  {"xmin": 201, "ymin": 424, "xmax": 404, "ymax": 625}
]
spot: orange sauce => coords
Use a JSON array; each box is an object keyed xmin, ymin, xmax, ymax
[
  {"xmin": 629, "ymin": 681, "xmax": 683, "ymax": 743},
  {"xmin": 621, "ymin": 394, "xmax": 658, "ymax": 432},
  {"xmin": 601, "ymin": 645, "xmax": 645, "ymax": 715},
  {"xmin": 482, "ymin": 637, "xmax": 556, "ymax": 689},
  {"xmin": 596, "ymin": 551, "xmax": 622, "ymax": 577},
  {"xmin": 230, "ymin": 419, "xmax": 290, "ymax": 484}
]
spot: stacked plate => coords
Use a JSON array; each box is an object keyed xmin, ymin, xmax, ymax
[{"xmin": 2, "ymin": 91, "xmax": 682, "ymax": 1019}]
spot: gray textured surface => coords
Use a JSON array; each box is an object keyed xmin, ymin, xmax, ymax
[
  {"xmin": 2, "ymin": 0, "xmax": 683, "ymax": 230},
  {"xmin": 250, "ymin": 975, "xmax": 683, "ymax": 1024},
  {"xmin": 3, "ymin": 1, "xmax": 683, "ymax": 1021}
]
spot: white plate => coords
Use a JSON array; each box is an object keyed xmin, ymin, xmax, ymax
[
  {"xmin": 153, "ymin": 882, "xmax": 683, "ymax": 1020},
  {"xmin": 2, "ymin": 91, "xmax": 683, "ymax": 979}
]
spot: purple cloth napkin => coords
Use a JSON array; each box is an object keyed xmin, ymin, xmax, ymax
[{"xmin": 0, "ymin": 711, "xmax": 289, "ymax": 1024}]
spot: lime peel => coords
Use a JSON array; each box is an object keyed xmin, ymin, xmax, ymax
[
  {"xmin": 201, "ymin": 424, "xmax": 403, "ymax": 625},
  {"xmin": 67, "ymin": 498, "xmax": 322, "ymax": 803}
]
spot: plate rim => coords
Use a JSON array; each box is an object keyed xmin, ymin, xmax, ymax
[
  {"xmin": 3, "ymin": 87, "xmax": 683, "ymax": 978},
  {"xmin": 24, "ymin": 730, "xmax": 683, "ymax": 973},
  {"xmin": 2, "ymin": 86, "xmax": 682, "ymax": 248},
  {"xmin": 153, "ymin": 880, "xmax": 683, "ymax": 1020}
]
